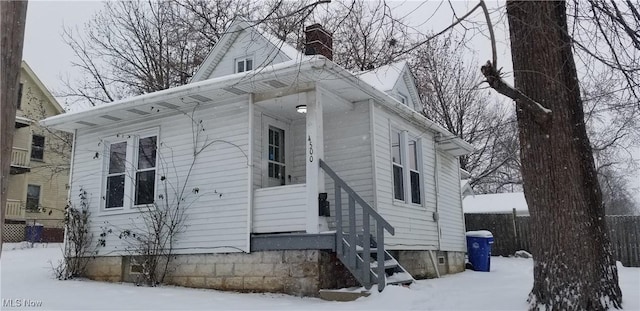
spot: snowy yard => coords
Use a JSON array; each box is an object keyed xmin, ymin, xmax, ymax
[{"xmin": 1, "ymin": 243, "xmax": 638, "ymax": 310}]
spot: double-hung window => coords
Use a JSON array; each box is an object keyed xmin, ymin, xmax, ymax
[
  {"xmin": 104, "ymin": 130, "xmax": 158, "ymax": 211},
  {"xmin": 408, "ymin": 139, "xmax": 421, "ymax": 204},
  {"xmin": 391, "ymin": 130, "xmax": 404, "ymax": 201},
  {"xmin": 31, "ymin": 135, "xmax": 45, "ymax": 161},
  {"xmin": 235, "ymin": 57, "xmax": 253, "ymax": 73},
  {"xmin": 135, "ymin": 136, "xmax": 157, "ymax": 205},
  {"xmin": 106, "ymin": 141, "xmax": 127, "ymax": 209},
  {"xmin": 26, "ymin": 184, "xmax": 41, "ymax": 212},
  {"xmin": 391, "ymin": 129, "xmax": 422, "ymax": 205}
]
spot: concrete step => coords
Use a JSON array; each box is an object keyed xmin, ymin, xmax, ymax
[{"xmin": 318, "ymin": 288, "xmax": 371, "ymax": 302}]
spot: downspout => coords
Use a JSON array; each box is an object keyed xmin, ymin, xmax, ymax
[
  {"xmin": 434, "ymin": 134, "xmax": 441, "ymax": 250},
  {"xmin": 246, "ymin": 95, "xmax": 254, "ymax": 253},
  {"xmin": 63, "ymin": 129, "xmax": 78, "ymax": 256}
]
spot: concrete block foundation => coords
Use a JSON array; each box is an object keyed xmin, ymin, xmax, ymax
[
  {"xmin": 82, "ymin": 250, "xmax": 464, "ymax": 296},
  {"xmin": 83, "ymin": 250, "xmax": 358, "ymax": 297}
]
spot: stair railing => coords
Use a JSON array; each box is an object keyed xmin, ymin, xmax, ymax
[{"xmin": 319, "ymin": 159, "xmax": 395, "ymax": 291}]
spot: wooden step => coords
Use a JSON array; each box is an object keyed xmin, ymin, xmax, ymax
[
  {"xmin": 318, "ymin": 289, "xmax": 371, "ymax": 302},
  {"xmin": 370, "ymin": 258, "xmax": 399, "ymax": 269},
  {"xmin": 385, "ymin": 271, "xmax": 414, "ymax": 285}
]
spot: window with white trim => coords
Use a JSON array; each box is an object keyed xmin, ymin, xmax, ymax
[
  {"xmin": 235, "ymin": 57, "xmax": 253, "ymax": 73},
  {"xmin": 391, "ymin": 130, "xmax": 404, "ymax": 201},
  {"xmin": 106, "ymin": 141, "xmax": 127, "ymax": 209},
  {"xmin": 397, "ymin": 93, "xmax": 408, "ymax": 106},
  {"xmin": 408, "ymin": 139, "xmax": 421, "ymax": 204},
  {"xmin": 103, "ymin": 130, "xmax": 158, "ymax": 210},
  {"xmin": 391, "ymin": 129, "xmax": 422, "ymax": 205}
]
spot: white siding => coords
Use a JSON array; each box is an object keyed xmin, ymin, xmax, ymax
[
  {"xmin": 437, "ymin": 150, "xmax": 466, "ymax": 251},
  {"xmin": 251, "ymin": 110, "xmax": 305, "ymax": 188},
  {"xmin": 253, "ymin": 184, "xmax": 306, "ymax": 233},
  {"xmin": 390, "ymin": 77, "xmax": 417, "ymax": 111},
  {"xmin": 373, "ymin": 104, "xmax": 440, "ymax": 250},
  {"xmin": 323, "ymin": 103, "xmax": 374, "ymax": 230},
  {"xmin": 291, "ymin": 118, "xmax": 306, "ymax": 184},
  {"xmin": 252, "ymin": 109, "xmax": 262, "ymax": 189},
  {"xmin": 205, "ymin": 30, "xmax": 291, "ymax": 80},
  {"xmin": 70, "ymin": 102, "xmax": 250, "ymax": 255}
]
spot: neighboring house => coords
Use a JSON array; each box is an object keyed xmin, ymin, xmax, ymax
[
  {"xmin": 463, "ymin": 192, "xmax": 529, "ymax": 216},
  {"xmin": 459, "ymin": 169, "xmax": 474, "ymax": 198},
  {"xmin": 4, "ymin": 61, "xmax": 70, "ymax": 242},
  {"xmin": 41, "ymin": 21, "xmax": 473, "ymax": 296}
]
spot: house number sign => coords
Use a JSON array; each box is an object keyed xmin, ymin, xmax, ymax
[{"xmin": 308, "ymin": 136, "xmax": 314, "ymax": 162}]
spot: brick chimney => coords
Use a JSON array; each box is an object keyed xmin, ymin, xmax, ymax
[{"xmin": 304, "ymin": 24, "xmax": 333, "ymax": 60}]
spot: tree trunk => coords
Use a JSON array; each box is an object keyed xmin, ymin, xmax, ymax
[
  {"xmin": 0, "ymin": 0, "xmax": 28, "ymax": 255},
  {"xmin": 505, "ymin": 1, "xmax": 623, "ymax": 309}
]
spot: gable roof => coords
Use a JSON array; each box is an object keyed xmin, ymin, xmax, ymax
[
  {"xmin": 21, "ymin": 61, "xmax": 64, "ymax": 114},
  {"xmin": 357, "ymin": 61, "xmax": 421, "ymax": 106},
  {"xmin": 190, "ymin": 19, "xmax": 302, "ymax": 83}
]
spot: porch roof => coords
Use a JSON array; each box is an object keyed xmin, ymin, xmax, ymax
[{"xmin": 41, "ymin": 56, "xmax": 473, "ymax": 156}]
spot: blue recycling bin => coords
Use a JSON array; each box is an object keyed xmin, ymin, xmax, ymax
[
  {"xmin": 25, "ymin": 224, "xmax": 44, "ymax": 243},
  {"xmin": 466, "ymin": 230, "xmax": 494, "ymax": 272}
]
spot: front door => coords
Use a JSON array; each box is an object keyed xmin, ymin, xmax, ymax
[{"xmin": 262, "ymin": 115, "xmax": 290, "ymax": 187}]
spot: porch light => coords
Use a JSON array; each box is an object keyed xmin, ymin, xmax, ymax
[{"xmin": 296, "ymin": 105, "xmax": 307, "ymax": 114}]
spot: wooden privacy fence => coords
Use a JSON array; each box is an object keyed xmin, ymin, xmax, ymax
[{"xmin": 465, "ymin": 213, "xmax": 640, "ymax": 267}]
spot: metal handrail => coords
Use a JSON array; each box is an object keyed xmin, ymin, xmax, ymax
[{"xmin": 319, "ymin": 159, "xmax": 395, "ymax": 291}]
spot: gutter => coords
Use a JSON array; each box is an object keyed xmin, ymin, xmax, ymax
[{"xmin": 40, "ymin": 57, "xmax": 324, "ymax": 130}]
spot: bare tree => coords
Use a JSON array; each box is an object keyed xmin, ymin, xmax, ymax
[
  {"xmin": 411, "ymin": 35, "xmax": 521, "ymax": 193},
  {"xmin": 1, "ymin": 0, "xmax": 28, "ymax": 255},
  {"xmin": 481, "ymin": 1, "xmax": 624, "ymax": 309},
  {"xmin": 61, "ymin": 0, "xmax": 243, "ymax": 106}
]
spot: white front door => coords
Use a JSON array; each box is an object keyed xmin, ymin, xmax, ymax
[{"xmin": 262, "ymin": 115, "xmax": 291, "ymax": 187}]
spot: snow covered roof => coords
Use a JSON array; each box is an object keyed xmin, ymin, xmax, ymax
[
  {"xmin": 41, "ymin": 56, "xmax": 473, "ymax": 156},
  {"xmin": 460, "ymin": 179, "xmax": 474, "ymax": 198},
  {"xmin": 190, "ymin": 19, "xmax": 302, "ymax": 83},
  {"xmin": 357, "ymin": 61, "xmax": 406, "ymax": 92},
  {"xmin": 463, "ymin": 192, "xmax": 529, "ymax": 215}
]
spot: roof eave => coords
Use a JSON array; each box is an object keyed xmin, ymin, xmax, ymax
[{"xmin": 41, "ymin": 57, "xmax": 324, "ymax": 132}]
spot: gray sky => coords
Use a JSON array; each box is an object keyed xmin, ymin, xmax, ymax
[
  {"xmin": 22, "ymin": 0, "xmax": 639, "ymax": 203},
  {"xmin": 23, "ymin": 0, "xmax": 103, "ymax": 106}
]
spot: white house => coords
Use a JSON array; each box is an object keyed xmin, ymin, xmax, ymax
[{"xmin": 42, "ymin": 20, "xmax": 473, "ymax": 296}]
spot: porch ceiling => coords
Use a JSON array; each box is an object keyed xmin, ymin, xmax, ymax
[{"xmin": 254, "ymin": 90, "xmax": 355, "ymax": 121}]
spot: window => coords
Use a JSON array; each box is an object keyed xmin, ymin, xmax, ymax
[
  {"xmin": 268, "ymin": 127, "xmax": 285, "ymax": 184},
  {"xmin": 391, "ymin": 130, "xmax": 404, "ymax": 201},
  {"xmin": 17, "ymin": 83, "xmax": 23, "ymax": 110},
  {"xmin": 103, "ymin": 131, "xmax": 158, "ymax": 210},
  {"xmin": 26, "ymin": 184, "xmax": 41, "ymax": 212},
  {"xmin": 31, "ymin": 135, "xmax": 45, "ymax": 160},
  {"xmin": 235, "ymin": 57, "xmax": 253, "ymax": 73},
  {"xmin": 391, "ymin": 129, "xmax": 422, "ymax": 205},
  {"xmin": 106, "ymin": 142, "xmax": 127, "ymax": 209},
  {"xmin": 397, "ymin": 93, "xmax": 408, "ymax": 106},
  {"xmin": 408, "ymin": 139, "xmax": 421, "ymax": 204},
  {"xmin": 135, "ymin": 136, "xmax": 157, "ymax": 205}
]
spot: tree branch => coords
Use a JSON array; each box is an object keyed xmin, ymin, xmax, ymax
[{"xmin": 480, "ymin": 61, "xmax": 552, "ymax": 123}]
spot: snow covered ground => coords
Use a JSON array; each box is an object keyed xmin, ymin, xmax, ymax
[{"xmin": 1, "ymin": 243, "xmax": 638, "ymax": 310}]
